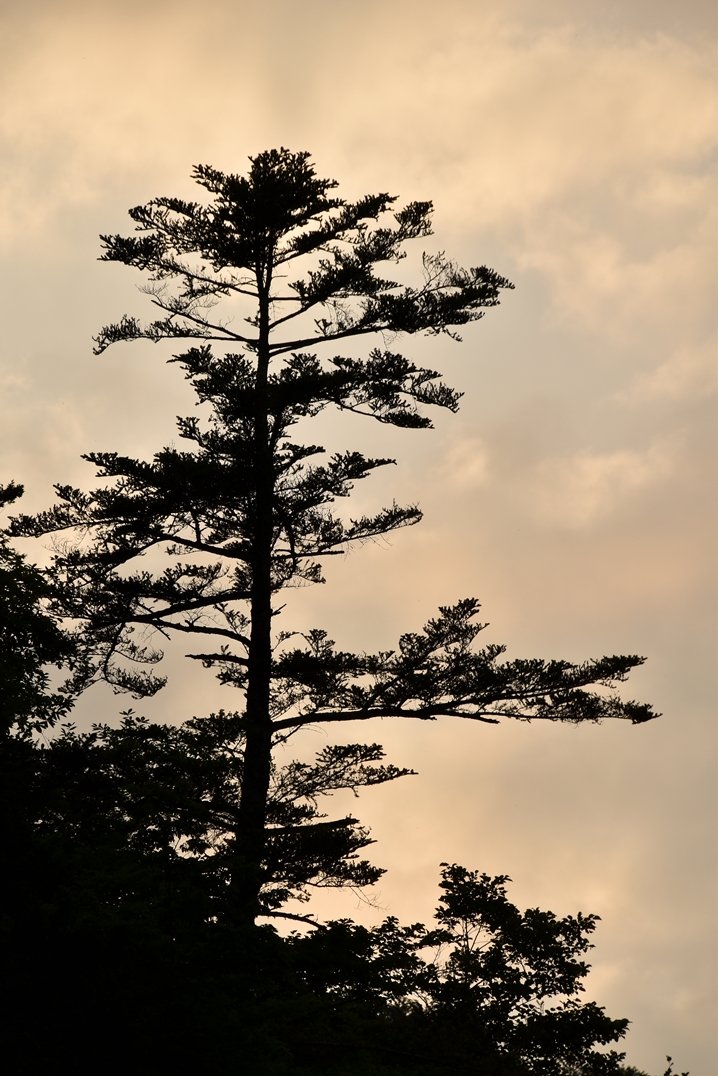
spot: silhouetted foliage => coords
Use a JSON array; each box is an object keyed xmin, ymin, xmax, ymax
[
  {"xmin": 1, "ymin": 704, "xmax": 685, "ymax": 1074},
  {"xmin": 287, "ymin": 863, "xmax": 630, "ymax": 1075},
  {"xmin": 1, "ymin": 481, "xmax": 79, "ymax": 1070},
  {"xmin": 7, "ymin": 149, "xmax": 656, "ymax": 926},
  {"xmin": 0, "ymin": 481, "xmax": 74, "ymax": 735},
  {"xmin": 22, "ymin": 709, "xmax": 411, "ymax": 918},
  {"xmin": 1, "ymin": 702, "xmax": 631, "ymax": 1073}
]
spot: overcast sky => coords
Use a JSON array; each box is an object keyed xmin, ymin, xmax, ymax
[{"xmin": 0, "ymin": 1, "xmax": 715, "ymax": 1071}]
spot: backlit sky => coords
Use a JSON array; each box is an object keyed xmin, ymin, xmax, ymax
[{"xmin": 0, "ymin": 2, "xmax": 715, "ymax": 1070}]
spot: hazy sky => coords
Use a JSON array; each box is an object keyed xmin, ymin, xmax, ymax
[{"xmin": 0, "ymin": 1, "xmax": 715, "ymax": 1070}]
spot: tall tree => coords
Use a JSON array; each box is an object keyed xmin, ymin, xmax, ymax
[{"xmin": 9, "ymin": 149, "xmax": 656, "ymax": 922}]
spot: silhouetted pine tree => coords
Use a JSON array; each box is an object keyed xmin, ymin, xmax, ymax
[{"xmin": 9, "ymin": 149, "xmax": 656, "ymax": 926}]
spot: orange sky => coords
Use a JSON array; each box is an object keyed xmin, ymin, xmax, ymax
[{"xmin": 0, "ymin": 2, "xmax": 715, "ymax": 1070}]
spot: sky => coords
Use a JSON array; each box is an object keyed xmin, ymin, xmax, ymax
[{"xmin": 0, "ymin": 0, "xmax": 715, "ymax": 1070}]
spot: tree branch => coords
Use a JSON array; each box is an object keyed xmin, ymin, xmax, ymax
[
  {"xmin": 272, "ymin": 706, "xmax": 500, "ymax": 731},
  {"xmin": 257, "ymin": 910, "xmax": 326, "ymax": 931}
]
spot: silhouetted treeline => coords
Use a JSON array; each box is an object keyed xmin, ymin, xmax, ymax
[
  {"xmin": 3, "ymin": 717, "xmax": 629, "ymax": 1073},
  {"xmin": 1, "ymin": 702, "xmax": 684, "ymax": 1074}
]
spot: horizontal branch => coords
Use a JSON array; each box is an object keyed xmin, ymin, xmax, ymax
[
  {"xmin": 132, "ymin": 588, "xmax": 251, "ymax": 622},
  {"xmin": 186, "ymin": 650, "xmax": 248, "ymax": 666},
  {"xmin": 272, "ymin": 706, "xmax": 500, "ymax": 731},
  {"xmin": 131, "ymin": 616, "xmax": 250, "ymax": 648},
  {"xmin": 257, "ymin": 910, "xmax": 326, "ymax": 931}
]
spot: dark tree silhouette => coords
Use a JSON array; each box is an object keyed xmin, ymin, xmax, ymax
[
  {"xmin": 0, "ymin": 479, "xmax": 75, "ymax": 939},
  {"xmin": 0, "ymin": 481, "xmax": 74, "ymax": 735},
  {"xmin": 288, "ymin": 864, "xmax": 631, "ymax": 1074},
  {"xmin": 1, "ymin": 705, "xmax": 682, "ymax": 1074},
  {"xmin": 9, "ymin": 148, "xmax": 657, "ymax": 924},
  {"xmin": 27, "ymin": 709, "xmax": 413, "ymax": 921}
]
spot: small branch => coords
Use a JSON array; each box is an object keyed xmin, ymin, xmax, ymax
[
  {"xmin": 268, "ymin": 323, "xmax": 382, "ymax": 356},
  {"xmin": 268, "ymin": 293, "xmax": 329, "ymax": 331},
  {"xmin": 132, "ymin": 617, "xmax": 250, "ymax": 647},
  {"xmin": 131, "ymin": 589, "xmax": 251, "ymax": 622},
  {"xmin": 156, "ymin": 532, "xmax": 250, "ymax": 560},
  {"xmin": 147, "ymin": 298, "xmax": 257, "ymax": 346},
  {"xmin": 258, "ymin": 910, "xmax": 326, "ymax": 931},
  {"xmin": 169, "ymin": 264, "xmax": 259, "ymax": 300}
]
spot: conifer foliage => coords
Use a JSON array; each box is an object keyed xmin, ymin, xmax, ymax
[{"xmin": 9, "ymin": 149, "xmax": 656, "ymax": 924}]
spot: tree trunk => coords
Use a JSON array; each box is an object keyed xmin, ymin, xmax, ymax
[{"xmin": 234, "ymin": 271, "xmax": 274, "ymax": 922}]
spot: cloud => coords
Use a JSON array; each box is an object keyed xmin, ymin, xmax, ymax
[
  {"xmin": 437, "ymin": 435, "xmax": 677, "ymax": 528},
  {"xmin": 621, "ymin": 339, "xmax": 718, "ymax": 402},
  {"xmin": 439, "ymin": 436, "xmax": 491, "ymax": 489},
  {"xmin": 527, "ymin": 441, "xmax": 676, "ymax": 528}
]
